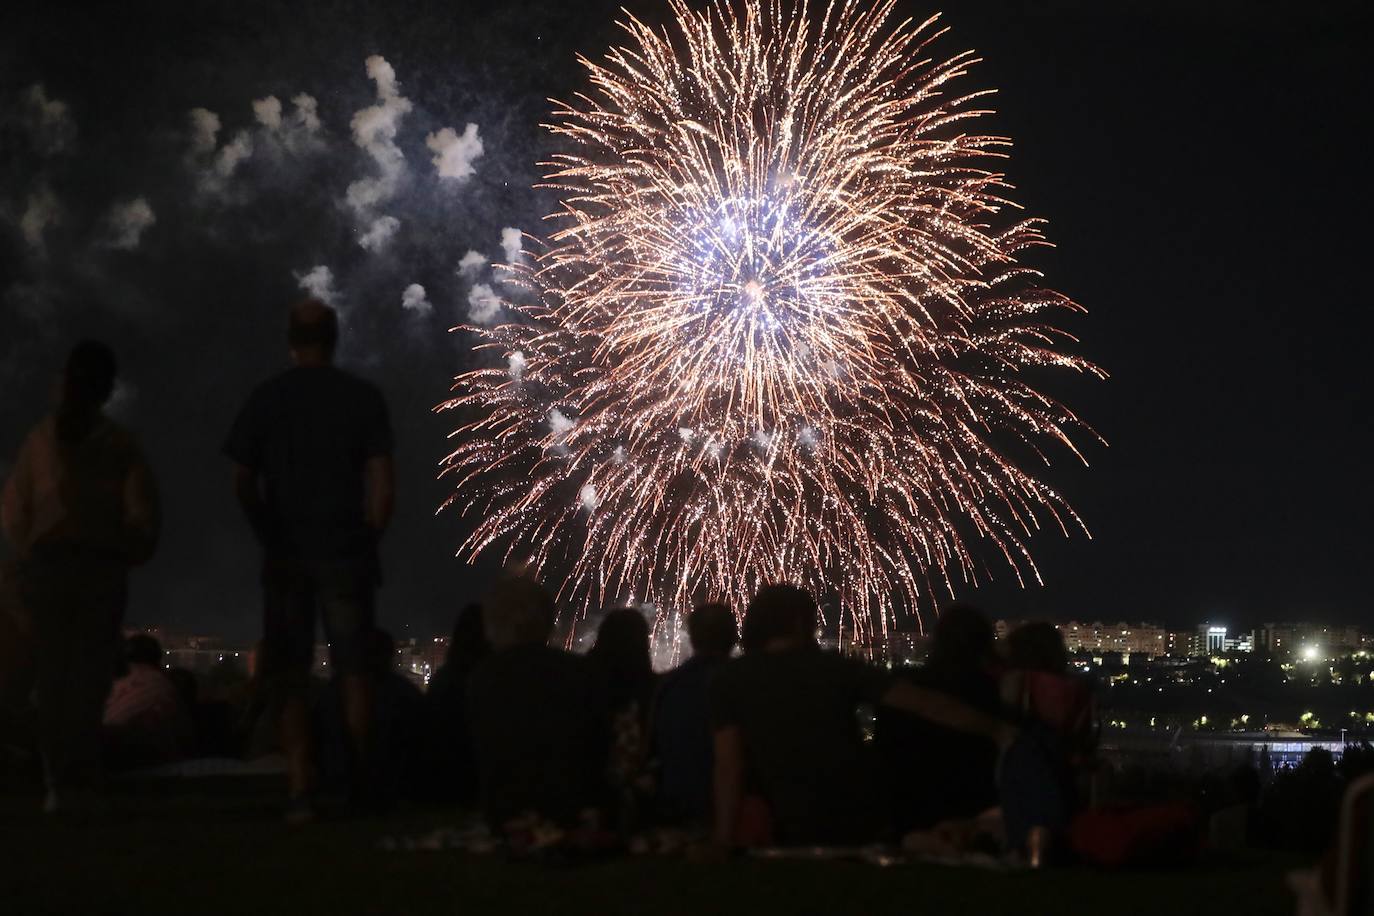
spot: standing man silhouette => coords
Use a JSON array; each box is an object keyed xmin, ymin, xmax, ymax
[{"xmin": 225, "ymin": 300, "xmax": 394, "ymax": 823}]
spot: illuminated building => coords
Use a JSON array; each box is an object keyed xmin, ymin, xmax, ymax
[
  {"xmin": 1256, "ymin": 623, "xmax": 1364, "ymax": 659},
  {"xmin": 995, "ymin": 620, "xmax": 1170, "ymax": 660}
]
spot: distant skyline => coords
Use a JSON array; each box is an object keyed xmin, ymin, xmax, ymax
[{"xmin": 2, "ymin": 0, "xmax": 1369, "ymax": 639}]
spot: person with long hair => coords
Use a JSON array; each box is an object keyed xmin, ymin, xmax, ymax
[
  {"xmin": 588, "ymin": 609, "xmax": 657, "ymax": 830},
  {"xmin": 424, "ymin": 602, "xmax": 489, "ymax": 803},
  {"xmin": 2, "ymin": 341, "xmax": 160, "ymax": 813}
]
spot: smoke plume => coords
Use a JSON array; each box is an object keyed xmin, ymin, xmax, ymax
[
  {"xmin": 466, "ymin": 282, "xmax": 503, "ymax": 324},
  {"xmin": 457, "ymin": 249, "xmax": 487, "ymax": 280},
  {"xmin": 252, "ymin": 96, "xmax": 283, "ymax": 131},
  {"xmin": 401, "ymin": 282, "xmax": 433, "ymax": 315},
  {"xmin": 23, "ymin": 84, "xmax": 77, "ymax": 156},
  {"xmin": 295, "ymin": 265, "xmax": 339, "ymax": 304},
  {"xmin": 187, "ymin": 108, "xmax": 221, "ymax": 157},
  {"xmin": 105, "ymin": 197, "xmax": 156, "ymax": 250},
  {"xmin": 425, "ymin": 123, "xmax": 484, "ymax": 181},
  {"xmin": 20, "ymin": 185, "xmax": 61, "ymax": 252},
  {"xmin": 345, "ymin": 55, "xmax": 413, "ymax": 221},
  {"xmin": 358, "ymin": 214, "xmax": 401, "ymax": 252}
]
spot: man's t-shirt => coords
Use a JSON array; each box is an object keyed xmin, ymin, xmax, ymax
[
  {"xmin": 710, "ymin": 648, "xmax": 892, "ymax": 845},
  {"xmin": 653, "ymin": 654, "xmax": 726, "ymax": 822},
  {"xmin": 223, "ymin": 366, "xmax": 392, "ymax": 562}
]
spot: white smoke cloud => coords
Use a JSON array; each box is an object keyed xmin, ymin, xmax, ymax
[
  {"xmin": 548, "ymin": 408, "xmax": 575, "ymax": 437},
  {"xmin": 105, "ymin": 197, "xmax": 156, "ymax": 250},
  {"xmin": 345, "ymin": 55, "xmax": 413, "ymax": 218},
  {"xmin": 294, "ymin": 265, "xmax": 338, "ymax": 304},
  {"xmin": 187, "ymin": 108, "xmax": 221, "ymax": 157},
  {"xmin": 457, "ymin": 249, "xmax": 487, "ymax": 281},
  {"xmin": 187, "ymin": 107, "xmax": 251, "ymax": 196},
  {"xmin": 252, "ymin": 95, "xmax": 283, "ymax": 130},
  {"xmin": 401, "ymin": 283, "xmax": 432, "ymax": 315},
  {"xmin": 508, "ymin": 350, "xmax": 527, "ymax": 379},
  {"xmin": 367, "ymin": 55, "xmax": 401, "ymax": 100},
  {"xmin": 578, "ymin": 483, "xmax": 599, "ymax": 512},
  {"xmin": 500, "ymin": 227, "xmax": 524, "ymax": 266},
  {"xmin": 466, "ymin": 282, "xmax": 503, "ymax": 324},
  {"xmin": 495, "ymin": 227, "xmax": 525, "ymax": 289},
  {"xmin": 752, "ymin": 429, "xmax": 776, "ymax": 452},
  {"xmin": 23, "ymin": 84, "xmax": 76, "ymax": 155},
  {"xmin": 677, "ymin": 427, "xmax": 695, "ymax": 444},
  {"xmin": 214, "ymin": 130, "xmax": 253, "ymax": 179},
  {"xmin": 281, "ymin": 93, "xmax": 325, "ymax": 154},
  {"xmin": 358, "ymin": 215, "xmax": 400, "ymax": 252},
  {"xmin": 252, "ymin": 93, "xmax": 325, "ymax": 155},
  {"xmin": 798, "ymin": 425, "xmax": 820, "ymax": 450},
  {"xmin": 187, "ymin": 93, "xmax": 324, "ymax": 197},
  {"xmin": 290, "ymin": 93, "xmax": 321, "ymax": 133},
  {"xmin": 425, "ymin": 123, "xmax": 484, "ymax": 181},
  {"xmin": 20, "ymin": 185, "xmax": 60, "ymax": 252}
]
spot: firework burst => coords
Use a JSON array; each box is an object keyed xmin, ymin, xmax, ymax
[{"xmin": 440, "ymin": 0, "xmax": 1102, "ymax": 641}]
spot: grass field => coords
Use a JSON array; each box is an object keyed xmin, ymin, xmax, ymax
[{"xmin": 0, "ymin": 779, "xmax": 1309, "ymax": 916}]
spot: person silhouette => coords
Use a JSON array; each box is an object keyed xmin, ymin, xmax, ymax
[
  {"xmin": 224, "ymin": 299, "xmax": 394, "ymax": 823},
  {"xmin": 2, "ymin": 341, "xmax": 160, "ymax": 813},
  {"xmin": 652, "ymin": 602, "xmax": 737, "ymax": 824}
]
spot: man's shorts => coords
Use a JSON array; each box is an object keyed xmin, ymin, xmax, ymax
[{"xmin": 260, "ymin": 557, "xmax": 375, "ymax": 688}]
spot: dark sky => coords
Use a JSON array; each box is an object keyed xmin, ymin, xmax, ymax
[{"xmin": 1, "ymin": 0, "xmax": 1369, "ymax": 640}]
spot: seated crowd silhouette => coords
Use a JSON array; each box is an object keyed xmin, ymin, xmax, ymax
[{"xmin": 0, "ymin": 308, "xmax": 1107, "ymax": 862}]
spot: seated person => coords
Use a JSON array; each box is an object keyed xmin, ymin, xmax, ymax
[
  {"xmin": 1002, "ymin": 622, "xmax": 1095, "ymax": 758},
  {"xmin": 710, "ymin": 585, "xmax": 1013, "ymax": 848},
  {"xmin": 424, "ymin": 602, "xmax": 488, "ymax": 804},
  {"xmin": 652, "ymin": 602, "xmax": 736, "ymax": 824},
  {"xmin": 314, "ymin": 628, "xmax": 425, "ymax": 803},
  {"xmin": 996, "ymin": 621, "xmax": 1096, "ymax": 855},
  {"xmin": 875, "ymin": 603, "xmax": 1003, "ymax": 833},
  {"xmin": 588, "ymin": 608, "xmax": 657, "ymax": 801},
  {"xmin": 466, "ymin": 577, "xmax": 609, "ymax": 829},
  {"xmin": 103, "ymin": 634, "xmax": 192, "ymax": 769}
]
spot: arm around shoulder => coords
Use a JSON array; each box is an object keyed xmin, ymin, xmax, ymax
[{"xmin": 882, "ymin": 679, "xmax": 1017, "ymax": 750}]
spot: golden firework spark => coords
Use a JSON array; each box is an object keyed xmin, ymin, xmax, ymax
[{"xmin": 440, "ymin": 0, "xmax": 1102, "ymax": 641}]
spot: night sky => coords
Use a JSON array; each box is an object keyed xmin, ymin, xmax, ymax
[{"xmin": 1, "ymin": 0, "xmax": 1369, "ymax": 641}]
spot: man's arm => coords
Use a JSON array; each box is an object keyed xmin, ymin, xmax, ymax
[
  {"xmin": 364, "ymin": 455, "xmax": 394, "ymax": 535},
  {"xmin": 712, "ymin": 724, "xmax": 746, "ymax": 848},
  {"xmin": 231, "ymin": 463, "xmax": 273, "ymax": 547},
  {"xmin": 882, "ymin": 680, "xmax": 1017, "ymax": 749},
  {"xmin": 123, "ymin": 451, "xmax": 161, "ymax": 565}
]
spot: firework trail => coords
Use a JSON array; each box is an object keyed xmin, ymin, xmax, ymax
[{"xmin": 440, "ymin": 0, "xmax": 1101, "ymax": 642}]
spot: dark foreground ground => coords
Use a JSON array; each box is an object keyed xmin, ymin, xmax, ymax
[{"xmin": 0, "ymin": 778, "xmax": 1308, "ymax": 916}]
